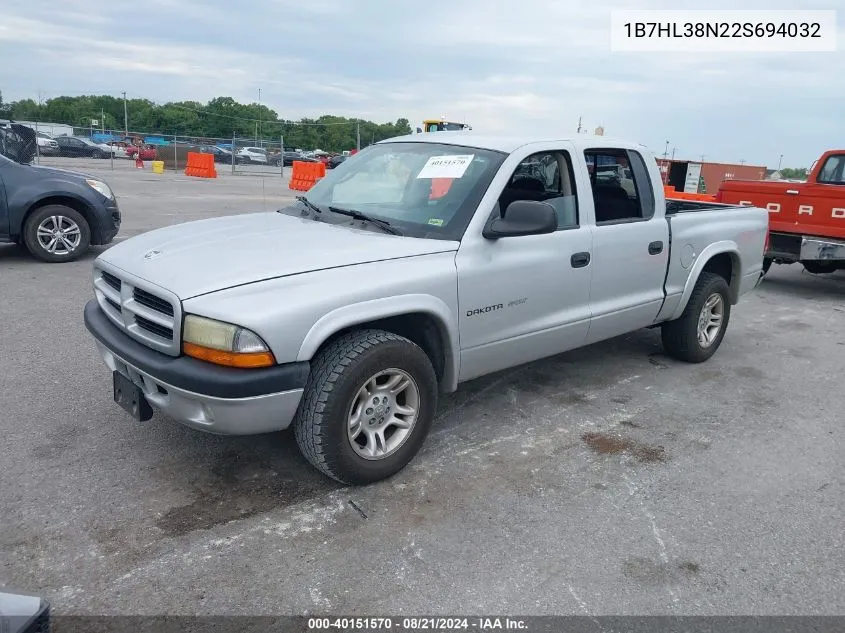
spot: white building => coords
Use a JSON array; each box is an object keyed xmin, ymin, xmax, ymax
[{"xmin": 10, "ymin": 120, "xmax": 75, "ymax": 138}]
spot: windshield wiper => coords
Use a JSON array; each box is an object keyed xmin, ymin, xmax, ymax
[
  {"xmin": 295, "ymin": 195, "xmax": 322, "ymax": 215},
  {"xmin": 328, "ymin": 206, "xmax": 401, "ymax": 235}
]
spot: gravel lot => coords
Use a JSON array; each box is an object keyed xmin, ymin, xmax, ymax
[{"xmin": 1, "ymin": 159, "xmax": 843, "ymax": 616}]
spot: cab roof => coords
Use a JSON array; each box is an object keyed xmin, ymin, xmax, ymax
[{"xmin": 380, "ymin": 131, "xmax": 649, "ymax": 155}]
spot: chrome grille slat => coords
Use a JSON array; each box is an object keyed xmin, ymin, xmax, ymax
[
  {"xmin": 133, "ymin": 287, "xmax": 174, "ymax": 316},
  {"xmin": 124, "ymin": 299, "xmax": 174, "ymax": 328},
  {"xmin": 92, "ymin": 264, "xmax": 181, "ymax": 356}
]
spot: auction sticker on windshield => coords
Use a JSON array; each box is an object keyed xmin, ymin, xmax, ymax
[{"xmin": 417, "ymin": 155, "xmax": 475, "ymax": 179}]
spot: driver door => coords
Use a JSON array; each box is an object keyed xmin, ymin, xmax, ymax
[{"xmin": 456, "ymin": 146, "xmax": 594, "ymax": 382}]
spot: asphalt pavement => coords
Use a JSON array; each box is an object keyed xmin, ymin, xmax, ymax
[{"xmin": 0, "ymin": 161, "xmax": 843, "ymax": 615}]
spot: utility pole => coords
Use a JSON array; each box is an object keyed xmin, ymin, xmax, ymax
[
  {"xmin": 663, "ymin": 141, "xmax": 669, "ymax": 160},
  {"xmin": 356, "ymin": 120, "xmax": 360, "ymax": 151},
  {"xmin": 101, "ymin": 108, "xmax": 105, "ymax": 133},
  {"xmin": 700, "ymin": 154, "xmax": 705, "ymax": 163},
  {"xmin": 576, "ymin": 117, "xmax": 582, "ymax": 133},
  {"xmin": 257, "ymin": 88, "xmax": 261, "ymax": 146},
  {"xmin": 671, "ymin": 147, "xmax": 676, "ymax": 160},
  {"xmin": 778, "ymin": 154, "xmax": 783, "ymax": 170},
  {"xmin": 122, "ymin": 91, "xmax": 128, "ymax": 137}
]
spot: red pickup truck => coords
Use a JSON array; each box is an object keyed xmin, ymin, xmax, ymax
[{"xmin": 715, "ymin": 149, "xmax": 845, "ymax": 275}]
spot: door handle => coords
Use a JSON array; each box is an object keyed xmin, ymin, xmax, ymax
[
  {"xmin": 571, "ymin": 252, "xmax": 590, "ymax": 268},
  {"xmin": 648, "ymin": 240, "xmax": 663, "ymax": 255},
  {"xmin": 786, "ymin": 190, "xmax": 799, "ymax": 195}
]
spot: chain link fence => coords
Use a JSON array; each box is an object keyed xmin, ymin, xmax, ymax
[{"xmin": 2, "ymin": 120, "xmax": 351, "ymax": 179}]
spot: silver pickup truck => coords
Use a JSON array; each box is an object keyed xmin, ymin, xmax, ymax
[{"xmin": 83, "ymin": 133, "xmax": 768, "ymax": 485}]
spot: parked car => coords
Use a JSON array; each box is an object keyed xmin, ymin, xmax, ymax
[
  {"xmin": 0, "ymin": 150, "xmax": 121, "ymax": 262},
  {"xmin": 106, "ymin": 142, "xmax": 130, "ymax": 159},
  {"xmin": 35, "ymin": 132, "xmax": 60, "ymax": 156},
  {"xmin": 327, "ymin": 154, "xmax": 347, "ymax": 169},
  {"xmin": 125, "ymin": 145, "xmax": 157, "ymax": 161},
  {"xmin": 55, "ymin": 136, "xmax": 112, "ymax": 159},
  {"xmin": 236, "ymin": 147, "xmax": 267, "ymax": 164},
  {"xmin": 197, "ymin": 145, "xmax": 245, "ymax": 164},
  {"xmin": 268, "ymin": 150, "xmax": 319, "ymax": 167},
  {"xmin": 82, "ymin": 132, "xmax": 767, "ymax": 485},
  {"xmin": 716, "ymin": 149, "xmax": 845, "ymax": 275}
]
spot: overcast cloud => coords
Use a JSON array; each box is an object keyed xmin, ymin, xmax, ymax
[{"xmin": 0, "ymin": 0, "xmax": 841, "ymax": 167}]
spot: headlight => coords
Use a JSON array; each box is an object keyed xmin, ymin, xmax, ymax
[
  {"xmin": 182, "ymin": 315, "xmax": 275, "ymax": 368},
  {"xmin": 86, "ymin": 179, "xmax": 114, "ymax": 200}
]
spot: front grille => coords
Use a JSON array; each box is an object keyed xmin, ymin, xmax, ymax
[
  {"xmin": 102, "ymin": 271, "xmax": 122, "ymax": 292},
  {"xmin": 133, "ymin": 287, "xmax": 174, "ymax": 316},
  {"xmin": 136, "ymin": 315, "xmax": 174, "ymax": 340},
  {"xmin": 93, "ymin": 266, "xmax": 181, "ymax": 355}
]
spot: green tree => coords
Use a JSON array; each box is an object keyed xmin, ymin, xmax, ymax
[
  {"xmin": 780, "ymin": 167, "xmax": 808, "ymax": 180},
  {"xmin": 0, "ymin": 93, "xmax": 412, "ymax": 151}
]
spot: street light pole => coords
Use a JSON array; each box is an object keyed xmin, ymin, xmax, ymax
[
  {"xmin": 122, "ymin": 91, "xmax": 128, "ymax": 137},
  {"xmin": 778, "ymin": 154, "xmax": 783, "ymax": 170}
]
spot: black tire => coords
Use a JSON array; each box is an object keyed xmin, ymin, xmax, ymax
[
  {"xmin": 293, "ymin": 329, "xmax": 438, "ymax": 485},
  {"xmin": 23, "ymin": 205, "xmax": 91, "ymax": 263},
  {"xmin": 661, "ymin": 272, "xmax": 731, "ymax": 363},
  {"xmin": 92, "ymin": 150, "xmax": 103, "ymax": 159},
  {"xmin": 802, "ymin": 261, "xmax": 837, "ymax": 275},
  {"xmin": 761, "ymin": 257, "xmax": 773, "ymax": 275}
]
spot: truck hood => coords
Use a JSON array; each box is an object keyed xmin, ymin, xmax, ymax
[{"xmin": 98, "ymin": 212, "xmax": 458, "ymax": 299}]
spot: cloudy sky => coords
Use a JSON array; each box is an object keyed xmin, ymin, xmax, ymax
[{"xmin": 1, "ymin": 0, "xmax": 841, "ymax": 168}]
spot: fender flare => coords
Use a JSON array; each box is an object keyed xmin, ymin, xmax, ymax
[
  {"xmin": 296, "ymin": 294, "xmax": 461, "ymax": 392},
  {"xmin": 669, "ymin": 241, "xmax": 741, "ymax": 321}
]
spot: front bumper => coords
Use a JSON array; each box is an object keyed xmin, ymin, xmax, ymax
[{"xmin": 84, "ymin": 300, "xmax": 309, "ymax": 435}]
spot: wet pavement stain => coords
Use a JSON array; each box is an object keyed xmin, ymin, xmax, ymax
[
  {"xmin": 154, "ymin": 451, "xmax": 339, "ymax": 537},
  {"xmin": 734, "ymin": 366, "xmax": 766, "ymax": 380},
  {"xmin": 551, "ymin": 392, "xmax": 592, "ymax": 406},
  {"xmin": 581, "ymin": 432, "xmax": 667, "ymax": 463},
  {"xmin": 622, "ymin": 557, "xmax": 702, "ymax": 585}
]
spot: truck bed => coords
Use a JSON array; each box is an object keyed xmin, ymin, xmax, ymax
[{"xmin": 665, "ymin": 199, "xmax": 747, "ymax": 215}]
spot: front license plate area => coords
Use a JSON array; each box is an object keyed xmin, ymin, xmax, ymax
[{"xmin": 113, "ymin": 370, "xmax": 153, "ymax": 421}]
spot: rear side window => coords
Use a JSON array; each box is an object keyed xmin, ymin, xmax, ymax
[
  {"xmin": 818, "ymin": 155, "xmax": 845, "ymax": 184},
  {"xmin": 628, "ymin": 150, "xmax": 655, "ymax": 218},
  {"xmin": 585, "ymin": 148, "xmax": 654, "ymax": 223}
]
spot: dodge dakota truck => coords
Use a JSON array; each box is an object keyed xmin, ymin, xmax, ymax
[
  {"xmin": 716, "ymin": 149, "xmax": 845, "ymax": 275},
  {"xmin": 83, "ymin": 133, "xmax": 768, "ymax": 485}
]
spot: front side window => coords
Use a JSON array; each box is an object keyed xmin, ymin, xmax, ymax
[
  {"xmin": 496, "ymin": 151, "xmax": 579, "ymax": 229},
  {"xmin": 292, "ymin": 141, "xmax": 506, "ymax": 240}
]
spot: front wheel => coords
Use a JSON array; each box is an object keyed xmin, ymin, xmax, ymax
[
  {"xmin": 293, "ymin": 329, "xmax": 438, "ymax": 485},
  {"xmin": 23, "ymin": 205, "xmax": 91, "ymax": 263},
  {"xmin": 661, "ymin": 272, "xmax": 731, "ymax": 363}
]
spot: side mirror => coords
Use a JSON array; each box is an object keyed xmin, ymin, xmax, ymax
[{"xmin": 483, "ymin": 200, "xmax": 557, "ymax": 239}]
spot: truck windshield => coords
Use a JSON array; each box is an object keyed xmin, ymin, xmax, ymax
[{"xmin": 299, "ymin": 141, "xmax": 506, "ymax": 240}]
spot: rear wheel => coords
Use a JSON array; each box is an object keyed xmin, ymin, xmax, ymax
[
  {"xmin": 293, "ymin": 329, "xmax": 438, "ymax": 485},
  {"xmin": 802, "ymin": 261, "xmax": 838, "ymax": 275},
  {"xmin": 661, "ymin": 272, "xmax": 731, "ymax": 363},
  {"xmin": 92, "ymin": 149, "xmax": 103, "ymax": 159},
  {"xmin": 23, "ymin": 205, "xmax": 91, "ymax": 263}
]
